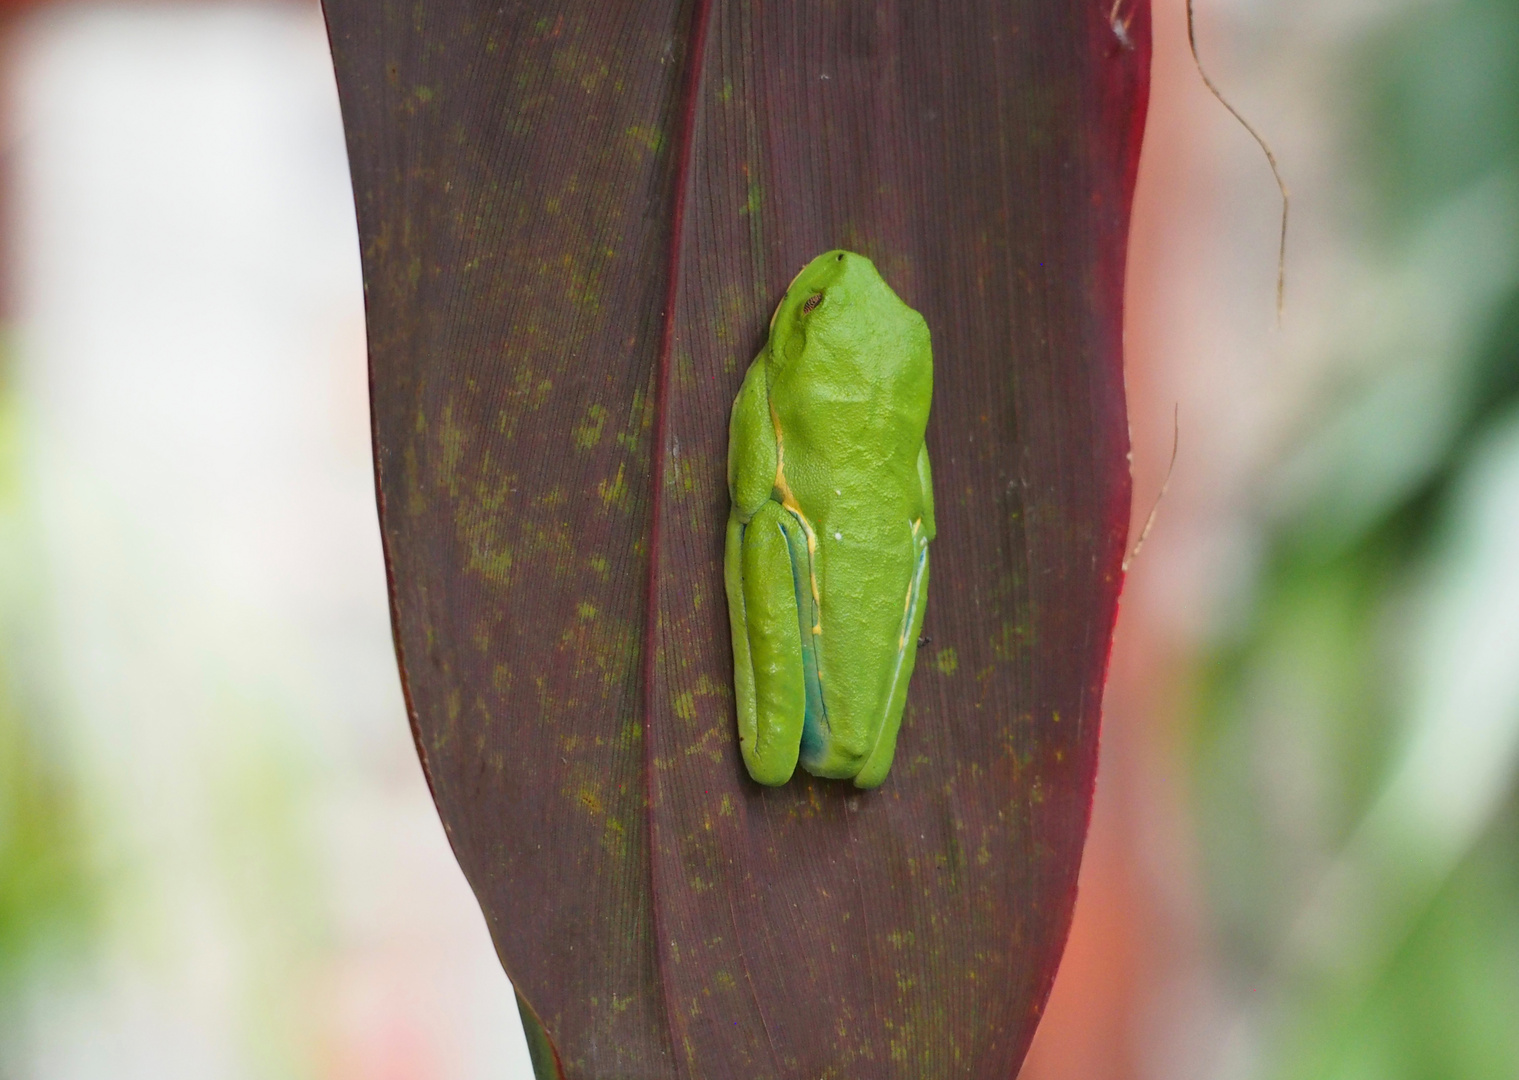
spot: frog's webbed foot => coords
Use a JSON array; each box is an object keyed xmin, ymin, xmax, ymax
[{"xmin": 725, "ymin": 502, "xmax": 807, "ymax": 785}]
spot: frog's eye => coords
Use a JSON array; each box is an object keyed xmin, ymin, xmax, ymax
[{"xmin": 802, "ymin": 292, "xmax": 825, "ymax": 315}]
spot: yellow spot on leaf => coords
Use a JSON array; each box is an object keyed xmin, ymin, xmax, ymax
[
  {"xmin": 598, "ymin": 463, "xmax": 629, "ymax": 510},
  {"xmin": 573, "ymin": 403, "xmax": 608, "ymax": 449},
  {"xmin": 625, "ymin": 124, "xmax": 663, "ymax": 154}
]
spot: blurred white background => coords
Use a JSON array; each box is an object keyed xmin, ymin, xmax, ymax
[{"xmin": 2, "ymin": 3, "xmax": 532, "ymax": 1076}]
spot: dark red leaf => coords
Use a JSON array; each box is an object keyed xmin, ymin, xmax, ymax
[{"xmin": 323, "ymin": 2, "xmax": 1149, "ymax": 1077}]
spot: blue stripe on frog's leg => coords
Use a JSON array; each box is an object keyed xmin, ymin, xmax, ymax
[{"xmin": 776, "ymin": 506, "xmax": 828, "ymax": 764}]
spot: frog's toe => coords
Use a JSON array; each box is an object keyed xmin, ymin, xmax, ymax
[
  {"xmin": 852, "ymin": 724, "xmax": 902, "ymax": 789},
  {"xmin": 744, "ymin": 744, "xmax": 798, "ymax": 786},
  {"xmin": 796, "ymin": 735, "xmax": 867, "ymax": 780}
]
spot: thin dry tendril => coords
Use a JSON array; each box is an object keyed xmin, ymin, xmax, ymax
[
  {"xmin": 1123, "ymin": 406, "xmax": 1179, "ymax": 574},
  {"xmin": 1187, "ymin": 0, "xmax": 1290, "ymax": 323}
]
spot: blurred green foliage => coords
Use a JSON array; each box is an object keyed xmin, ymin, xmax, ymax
[
  {"xmin": 0, "ymin": 356, "xmax": 92, "ymax": 997},
  {"xmin": 0, "ymin": 682, "xmax": 90, "ymax": 985},
  {"xmin": 1192, "ymin": 2, "xmax": 1519, "ymax": 1077}
]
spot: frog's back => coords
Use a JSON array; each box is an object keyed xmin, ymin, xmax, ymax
[
  {"xmin": 763, "ymin": 252, "xmax": 933, "ymax": 777},
  {"xmin": 767, "ymin": 252, "xmax": 931, "ymax": 515}
]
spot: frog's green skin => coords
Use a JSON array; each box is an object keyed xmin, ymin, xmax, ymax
[{"xmin": 724, "ymin": 250, "xmax": 934, "ymax": 789}]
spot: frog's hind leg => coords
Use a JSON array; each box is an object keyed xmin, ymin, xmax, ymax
[
  {"xmin": 853, "ymin": 527, "xmax": 930, "ymax": 789},
  {"xmin": 727, "ymin": 502, "xmax": 807, "ymax": 785},
  {"xmin": 724, "ymin": 514, "xmax": 759, "ymax": 760}
]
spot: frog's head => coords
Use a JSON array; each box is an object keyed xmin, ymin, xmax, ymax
[{"xmin": 765, "ymin": 250, "xmax": 928, "ymax": 391}]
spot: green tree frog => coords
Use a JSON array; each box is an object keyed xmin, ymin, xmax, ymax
[{"xmin": 724, "ymin": 250, "xmax": 934, "ymax": 789}]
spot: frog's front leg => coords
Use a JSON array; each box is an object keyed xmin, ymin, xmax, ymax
[
  {"xmin": 853, "ymin": 523, "xmax": 931, "ymax": 790},
  {"xmin": 725, "ymin": 501, "xmax": 807, "ymax": 785}
]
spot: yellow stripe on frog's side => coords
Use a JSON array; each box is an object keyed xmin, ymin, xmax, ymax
[
  {"xmin": 899, "ymin": 518, "xmax": 926, "ymax": 649},
  {"xmin": 769, "ymin": 400, "xmax": 823, "ymax": 636}
]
